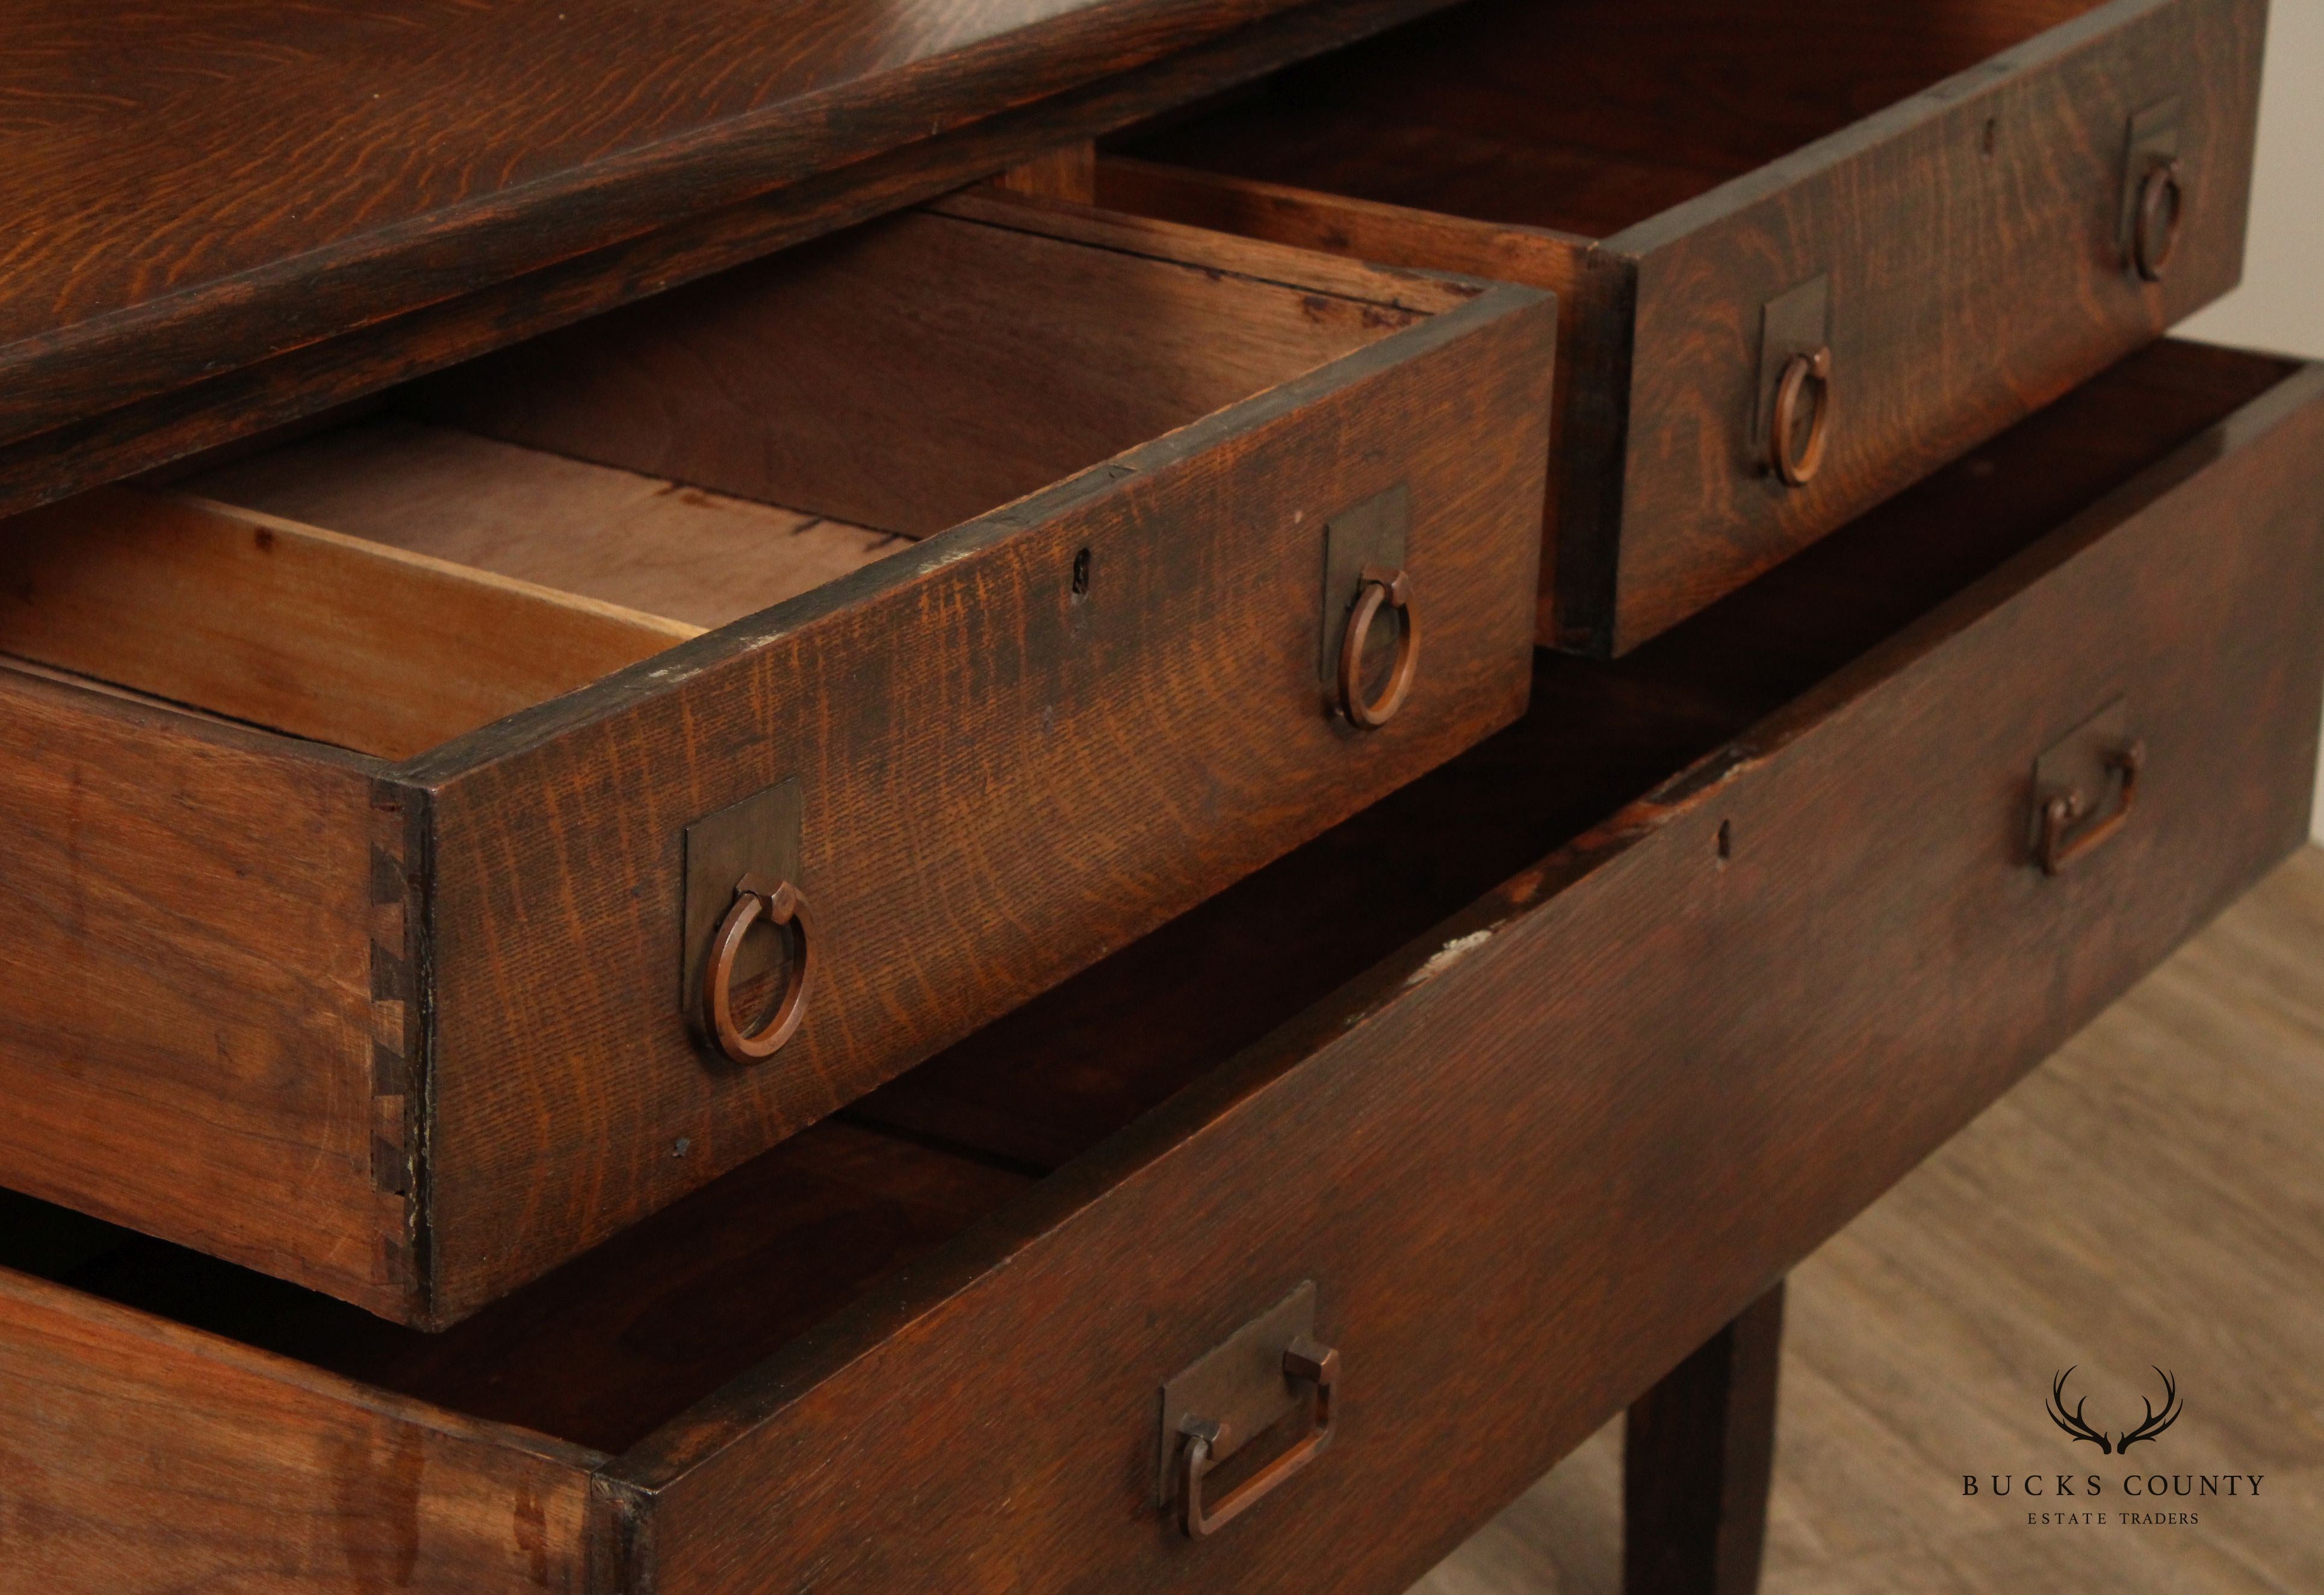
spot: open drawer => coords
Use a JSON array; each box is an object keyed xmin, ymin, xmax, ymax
[
  {"xmin": 1105, "ymin": 0, "xmax": 2266, "ymax": 655},
  {"xmin": 4, "ymin": 341, "xmax": 2319, "ymax": 1592},
  {"xmin": 0, "ymin": 193, "xmax": 1554, "ymax": 1327}
]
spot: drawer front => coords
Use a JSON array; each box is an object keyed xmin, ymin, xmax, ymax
[
  {"xmin": 1612, "ymin": 0, "xmax": 2263, "ymax": 649},
  {"xmin": 402, "ymin": 274, "xmax": 1553, "ymax": 1321},
  {"xmin": 606, "ymin": 370, "xmax": 2324, "ymax": 1591}
]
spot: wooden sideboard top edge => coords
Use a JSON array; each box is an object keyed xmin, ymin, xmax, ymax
[{"xmin": 0, "ymin": 0, "xmax": 1448, "ymax": 484}]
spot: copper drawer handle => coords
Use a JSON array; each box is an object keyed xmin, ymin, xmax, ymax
[
  {"xmin": 1770, "ymin": 345, "xmax": 1833, "ymax": 487},
  {"xmin": 1339, "ymin": 565, "xmax": 1418, "ymax": 728},
  {"xmin": 703, "ymin": 873, "xmax": 813, "ymax": 1062},
  {"xmin": 2037, "ymin": 740, "xmax": 2145, "ymax": 875},
  {"xmin": 1178, "ymin": 1336, "xmax": 1339, "ymax": 1538},
  {"xmin": 2133, "ymin": 158, "xmax": 2184, "ymax": 283}
]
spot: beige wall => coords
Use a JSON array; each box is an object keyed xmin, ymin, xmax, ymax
[
  {"xmin": 2174, "ymin": 0, "xmax": 2324, "ymax": 836},
  {"xmin": 2178, "ymin": 0, "xmax": 2324, "ymax": 362}
]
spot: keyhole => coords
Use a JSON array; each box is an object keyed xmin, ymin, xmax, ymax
[{"xmin": 1071, "ymin": 546, "xmax": 1092, "ymax": 601}]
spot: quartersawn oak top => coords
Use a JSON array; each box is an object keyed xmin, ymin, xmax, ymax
[{"xmin": 0, "ymin": 0, "xmax": 1400, "ymax": 476}]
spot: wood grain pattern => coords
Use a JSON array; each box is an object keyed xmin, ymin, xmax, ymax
[
  {"xmin": 1127, "ymin": 0, "xmax": 2113, "ymax": 235},
  {"xmin": 0, "ymin": 665, "xmax": 401, "ymax": 1315},
  {"xmin": 79, "ymin": 341, "xmax": 2296, "ymax": 1459},
  {"xmin": 0, "ymin": 0, "xmax": 1475, "ymax": 519},
  {"xmin": 0, "ymin": 345, "xmax": 2311, "ymax": 1591},
  {"xmin": 996, "ymin": 141, "xmax": 1101, "ymax": 202},
  {"xmin": 0, "ymin": 197, "xmax": 1549, "ymax": 1327},
  {"xmin": 185, "ymin": 421, "xmax": 908, "ymax": 632},
  {"xmin": 0, "ymin": 1269, "xmax": 600, "ymax": 1594},
  {"xmin": 3, "ymin": 1121, "xmax": 1027, "ymax": 1463},
  {"xmin": 403, "ymin": 271, "xmax": 1553, "ymax": 1323},
  {"xmin": 0, "ymin": 0, "xmax": 1402, "ymax": 445},
  {"xmin": 1610, "ymin": 0, "xmax": 2264, "ymax": 653},
  {"xmin": 1415, "ymin": 849, "xmax": 2324, "ymax": 1595},
  {"xmin": 1623, "ymin": 1283, "xmax": 1784, "ymax": 1595},
  {"xmin": 1758, "ymin": 851, "xmax": 2324, "ymax": 1595},
  {"xmin": 409, "ymin": 200, "xmax": 1454, "ymax": 539},
  {"xmin": 602, "ymin": 355, "xmax": 2324, "ymax": 1591},
  {"xmin": 925, "ymin": 187, "xmax": 1478, "ymax": 315},
  {"xmin": 0, "ymin": 486, "xmax": 692, "ymax": 761},
  {"xmin": 1096, "ymin": 156, "xmax": 1618, "ymax": 640},
  {"xmin": 1115, "ymin": 0, "xmax": 2265, "ymax": 654},
  {"xmin": 851, "ymin": 339, "xmax": 2308, "ymax": 1174}
]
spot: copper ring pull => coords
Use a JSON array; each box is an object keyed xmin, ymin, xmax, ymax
[
  {"xmin": 2133, "ymin": 158, "xmax": 2184, "ymax": 282},
  {"xmin": 2037, "ymin": 740, "xmax": 2145, "ymax": 875},
  {"xmin": 1339, "ymin": 565, "xmax": 1419, "ymax": 729},
  {"xmin": 1178, "ymin": 1336, "xmax": 1339, "ymax": 1538},
  {"xmin": 703, "ymin": 873, "xmax": 813, "ymax": 1062},
  {"xmin": 1770, "ymin": 345, "xmax": 1833, "ymax": 487}
]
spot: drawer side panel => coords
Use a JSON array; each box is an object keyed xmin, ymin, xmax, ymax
[{"xmin": 0, "ymin": 678, "xmax": 401, "ymax": 1315}]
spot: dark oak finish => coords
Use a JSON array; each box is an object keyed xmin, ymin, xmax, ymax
[
  {"xmin": 1, "ymin": 342, "xmax": 2313, "ymax": 1592},
  {"xmin": 636, "ymin": 348, "xmax": 2320, "ymax": 1595},
  {"xmin": 846, "ymin": 341, "xmax": 2314, "ymax": 1169},
  {"xmin": 177, "ymin": 420, "xmax": 908, "ymax": 634},
  {"xmin": 0, "ymin": 0, "xmax": 1474, "ymax": 524},
  {"xmin": 405, "ymin": 246, "xmax": 1549, "ymax": 1324},
  {"xmin": 1625, "ymin": 1283, "xmax": 1785, "ymax": 1595},
  {"xmin": 996, "ymin": 142, "xmax": 1102, "ymax": 203},
  {"xmin": 0, "ymin": 199, "xmax": 1552, "ymax": 1324},
  {"xmin": 0, "ymin": 672, "xmax": 394, "ymax": 1295},
  {"xmin": 0, "ymin": 1263, "xmax": 603, "ymax": 1593},
  {"xmin": 408, "ymin": 193, "xmax": 1466, "ymax": 539},
  {"xmin": 1110, "ymin": 0, "xmax": 2266, "ymax": 653},
  {"xmin": 0, "ymin": 488, "xmax": 693, "ymax": 761}
]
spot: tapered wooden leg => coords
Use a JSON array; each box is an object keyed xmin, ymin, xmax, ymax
[{"xmin": 1623, "ymin": 1278, "xmax": 1786, "ymax": 1595}]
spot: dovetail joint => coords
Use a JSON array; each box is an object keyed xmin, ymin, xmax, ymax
[{"xmin": 369, "ymin": 787, "xmax": 426, "ymax": 1297}]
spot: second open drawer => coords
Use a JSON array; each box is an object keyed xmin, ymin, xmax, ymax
[
  {"xmin": 0, "ymin": 194, "xmax": 1553, "ymax": 1327},
  {"xmin": 1108, "ymin": 0, "xmax": 2265, "ymax": 654}
]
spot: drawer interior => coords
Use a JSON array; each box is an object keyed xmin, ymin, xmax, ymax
[
  {"xmin": 1110, "ymin": 0, "xmax": 2109, "ymax": 240},
  {"xmin": 0, "ymin": 339, "xmax": 2293, "ymax": 1454},
  {"xmin": 0, "ymin": 203, "xmax": 1457, "ymax": 762}
]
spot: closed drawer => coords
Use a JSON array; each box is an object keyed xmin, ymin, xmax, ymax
[
  {"xmin": 0, "ymin": 193, "xmax": 1553, "ymax": 1327},
  {"xmin": 1105, "ymin": 0, "xmax": 2266, "ymax": 655},
  {"xmin": 3, "ymin": 341, "xmax": 2317, "ymax": 1593}
]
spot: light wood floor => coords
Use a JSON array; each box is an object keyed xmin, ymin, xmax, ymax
[{"xmin": 1414, "ymin": 848, "xmax": 2324, "ymax": 1595}]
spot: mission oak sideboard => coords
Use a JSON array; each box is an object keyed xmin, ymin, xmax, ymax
[{"xmin": 0, "ymin": 2, "xmax": 2313, "ymax": 1591}]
